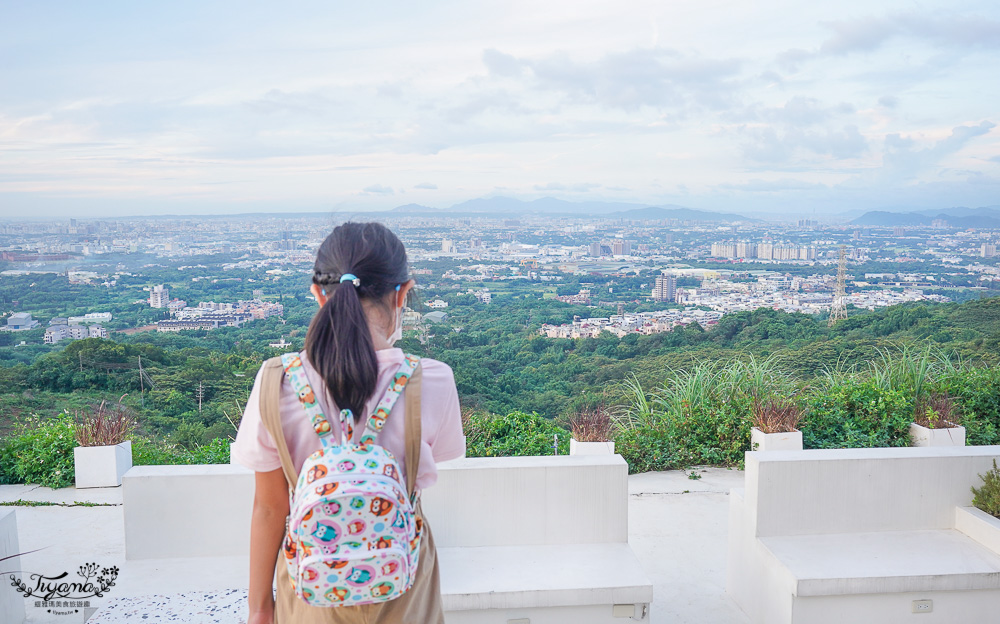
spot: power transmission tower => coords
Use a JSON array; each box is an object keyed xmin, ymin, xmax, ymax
[
  {"xmin": 196, "ymin": 381, "xmax": 205, "ymax": 413},
  {"xmin": 828, "ymin": 245, "xmax": 848, "ymax": 327},
  {"xmin": 137, "ymin": 355, "xmax": 156, "ymax": 408}
]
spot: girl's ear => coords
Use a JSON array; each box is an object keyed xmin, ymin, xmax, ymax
[
  {"xmin": 310, "ymin": 283, "xmax": 328, "ymax": 307},
  {"xmin": 396, "ymin": 279, "xmax": 415, "ymax": 308}
]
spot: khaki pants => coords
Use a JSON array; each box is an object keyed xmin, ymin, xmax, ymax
[{"xmin": 275, "ymin": 506, "xmax": 444, "ymax": 624}]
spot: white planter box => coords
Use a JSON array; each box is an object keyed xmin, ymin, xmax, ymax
[
  {"xmin": 74, "ymin": 441, "xmax": 132, "ymax": 488},
  {"xmin": 909, "ymin": 422, "xmax": 966, "ymax": 447},
  {"xmin": 750, "ymin": 427, "xmax": 802, "ymax": 451},
  {"xmin": 569, "ymin": 439, "xmax": 615, "ymax": 455}
]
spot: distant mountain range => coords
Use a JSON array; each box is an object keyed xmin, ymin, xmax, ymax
[
  {"xmin": 851, "ymin": 207, "xmax": 1000, "ymax": 228},
  {"xmin": 389, "ymin": 196, "xmax": 755, "ymax": 222}
]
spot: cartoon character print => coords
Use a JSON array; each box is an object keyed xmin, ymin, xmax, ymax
[
  {"xmin": 392, "ymin": 375, "xmax": 407, "ymax": 393},
  {"xmin": 373, "ymin": 536, "xmax": 394, "ymax": 550},
  {"xmin": 315, "ymin": 482, "xmax": 338, "ymax": 496},
  {"xmin": 301, "ymin": 587, "xmax": 314, "ymax": 601},
  {"xmin": 311, "ymin": 522, "xmax": 339, "ymax": 543},
  {"xmin": 322, "ymin": 559, "xmax": 349, "ymax": 570},
  {"xmin": 391, "ymin": 511, "xmax": 406, "ymax": 530},
  {"xmin": 322, "ymin": 501, "xmax": 342, "ymax": 516},
  {"xmin": 300, "ymin": 543, "xmax": 313, "ymax": 558},
  {"xmin": 325, "ymin": 587, "xmax": 350, "ymax": 602},
  {"xmin": 297, "ymin": 385, "xmax": 316, "ymax": 406},
  {"xmin": 408, "ymin": 516, "xmax": 424, "ymax": 553},
  {"xmin": 305, "ymin": 464, "xmax": 327, "ymax": 484},
  {"xmin": 347, "ymin": 519, "xmax": 366, "ymax": 535},
  {"xmin": 364, "ymin": 459, "xmax": 379, "ymax": 470},
  {"xmin": 383, "ymin": 464, "xmax": 399, "ymax": 482},
  {"xmin": 302, "ymin": 508, "xmax": 314, "ymax": 522},
  {"xmin": 337, "ymin": 460, "xmax": 356, "ymax": 472},
  {"xmin": 302, "ymin": 567, "xmax": 320, "ymax": 582},
  {"xmin": 349, "ymin": 496, "xmax": 366, "ymax": 510},
  {"xmin": 287, "ymin": 355, "xmax": 303, "ymax": 370},
  {"xmin": 345, "ymin": 566, "xmax": 373, "ymax": 586},
  {"xmin": 380, "ymin": 560, "xmax": 399, "ymax": 575},
  {"xmin": 370, "ymin": 497, "xmax": 394, "ymax": 517},
  {"xmin": 313, "ymin": 419, "xmax": 331, "ymax": 435},
  {"xmin": 370, "ymin": 582, "xmax": 394, "ymax": 598},
  {"xmin": 283, "ymin": 535, "xmax": 297, "ymax": 560}
]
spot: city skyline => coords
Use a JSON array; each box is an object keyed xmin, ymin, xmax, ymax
[{"xmin": 1, "ymin": 1, "xmax": 999, "ymax": 218}]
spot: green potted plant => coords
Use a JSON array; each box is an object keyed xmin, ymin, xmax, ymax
[
  {"xmin": 909, "ymin": 393, "xmax": 965, "ymax": 447},
  {"xmin": 73, "ymin": 398, "xmax": 136, "ymax": 488},
  {"xmin": 750, "ymin": 398, "xmax": 803, "ymax": 451},
  {"xmin": 569, "ymin": 406, "xmax": 615, "ymax": 455}
]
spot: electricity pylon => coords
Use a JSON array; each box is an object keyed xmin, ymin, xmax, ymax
[{"xmin": 828, "ymin": 245, "xmax": 848, "ymax": 327}]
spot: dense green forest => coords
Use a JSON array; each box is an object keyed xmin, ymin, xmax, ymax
[{"xmin": 1, "ymin": 279, "xmax": 998, "ymax": 447}]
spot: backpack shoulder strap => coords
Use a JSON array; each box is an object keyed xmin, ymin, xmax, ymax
[
  {"xmin": 280, "ymin": 352, "xmax": 337, "ymax": 445},
  {"xmin": 358, "ymin": 354, "xmax": 421, "ymax": 447},
  {"xmin": 404, "ymin": 361, "xmax": 423, "ymax": 502},
  {"xmin": 258, "ymin": 356, "xmax": 297, "ymax": 488}
]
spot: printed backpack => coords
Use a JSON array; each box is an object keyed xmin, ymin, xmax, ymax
[{"xmin": 279, "ymin": 351, "xmax": 423, "ymax": 607}]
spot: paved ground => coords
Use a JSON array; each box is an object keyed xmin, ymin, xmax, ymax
[{"xmin": 1, "ymin": 468, "xmax": 750, "ymax": 624}]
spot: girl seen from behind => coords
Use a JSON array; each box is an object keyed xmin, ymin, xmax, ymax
[{"xmin": 232, "ymin": 221, "xmax": 465, "ymax": 624}]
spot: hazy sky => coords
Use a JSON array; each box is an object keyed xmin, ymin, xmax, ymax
[{"xmin": 1, "ymin": 0, "xmax": 999, "ymax": 218}]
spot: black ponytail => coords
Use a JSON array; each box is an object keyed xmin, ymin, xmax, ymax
[{"xmin": 305, "ymin": 222, "xmax": 409, "ymax": 420}]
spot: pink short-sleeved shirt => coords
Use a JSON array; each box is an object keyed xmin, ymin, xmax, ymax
[{"xmin": 231, "ymin": 348, "xmax": 465, "ymax": 490}]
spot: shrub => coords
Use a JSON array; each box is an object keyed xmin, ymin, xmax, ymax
[
  {"xmin": 131, "ymin": 436, "xmax": 192, "ymax": 465},
  {"xmin": 75, "ymin": 399, "xmax": 135, "ymax": 447},
  {"xmin": 0, "ymin": 415, "xmax": 76, "ymax": 488},
  {"xmin": 568, "ymin": 405, "xmax": 614, "ymax": 442},
  {"xmin": 801, "ymin": 380, "xmax": 912, "ymax": 449},
  {"xmin": 939, "ymin": 367, "xmax": 1000, "ymax": 445},
  {"xmin": 188, "ymin": 437, "xmax": 231, "ymax": 464},
  {"xmin": 751, "ymin": 398, "xmax": 802, "ymax": 434},
  {"xmin": 131, "ymin": 435, "xmax": 231, "ymax": 465},
  {"xmin": 615, "ymin": 427, "xmax": 679, "ymax": 474},
  {"xmin": 912, "ymin": 393, "xmax": 961, "ymax": 429},
  {"xmin": 661, "ymin": 397, "xmax": 751, "ymax": 467},
  {"xmin": 971, "ymin": 460, "xmax": 1000, "ymax": 519},
  {"xmin": 463, "ymin": 411, "xmax": 570, "ymax": 457}
]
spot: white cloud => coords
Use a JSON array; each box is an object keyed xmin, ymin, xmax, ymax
[{"xmin": 0, "ymin": 1, "xmax": 998, "ymax": 216}]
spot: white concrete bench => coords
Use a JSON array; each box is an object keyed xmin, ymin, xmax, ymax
[
  {"xmin": 424, "ymin": 455, "xmax": 652, "ymax": 623},
  {"xmin": 118, "ymin": 455, "xmax": 652, "ymax": 623},
  {"xmin": 1, "ymin": 509, "xmax": 26, "ymax": 624},
  {"xmin": 123, "ymin": 464, "xmax": 254, "ymax": 559},
  {"xmin": 727, "ymin": 446, "xmax": 1000, "ymax": 624}
]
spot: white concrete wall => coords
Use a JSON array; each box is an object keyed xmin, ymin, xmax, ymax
[
  {"xmin": 730, "ymin": 446, "xmax": 1000, "ymax": 624},
  {"xmin": 421, "ymin": 455, "xmax": 629, "ymax": 548},
  {"xmin": 123, "ymin": 464, "xmax": 254, "ymax": 559},
  {"xmin": 745, "ymin": 446, "xmax": 1000, "ymax": 537},
  {"xmin": 0, "ymin": 509, "xmax": 26, "ymax": 624}
]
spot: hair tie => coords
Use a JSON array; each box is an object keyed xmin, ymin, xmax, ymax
[{"xmin": 340, "ymin": 273, "xmax": 361, "ymax": 287}]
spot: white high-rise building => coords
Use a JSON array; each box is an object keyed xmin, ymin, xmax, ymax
[
  {"xmin": 150, "ymin": 285, "xmax": 170, "ymax": 308},
  {"xmin": 983, "ymin": 243, "xmax": 997, "ymax": 258},
  {"xmin": 652, "ymin": 274, "xmax": 676, "ymax": 302}
]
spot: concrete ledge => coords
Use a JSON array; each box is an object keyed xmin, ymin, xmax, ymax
[
  {"xmin": 761, "ymin": 529, "xmax": 1000, "ymax": 597},
  {"xmin": 0, "ymin": 509, "xmax": 25, "ymax": 624},
  {"xmin": 439, "ymin": 543, "xmax": 652, "ymax": 611},
  {"xmin": 422, "ymin": 455, "xmax": 629, "ymax": 547},
  {"xmin": 123, "ymin": 464, "xmax": 254, "ymax": 560},
  {"xmin": 955, "ymin": 506, "xmax": 1000, "ymax": 555}
]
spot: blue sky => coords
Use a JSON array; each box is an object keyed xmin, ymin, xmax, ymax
[{"xmin": 1, "ymin": 0, "xmax": 998, "ymax": 218}]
